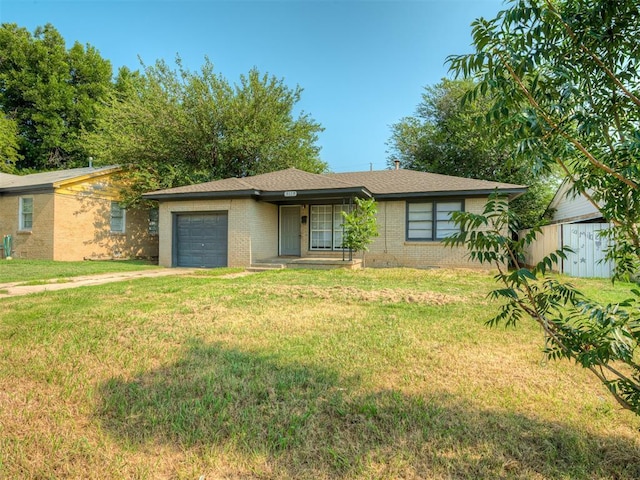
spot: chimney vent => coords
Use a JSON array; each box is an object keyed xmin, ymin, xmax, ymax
[{"xmin": 394, "ymin": 159, "xmax": 400, "ymax": 170}]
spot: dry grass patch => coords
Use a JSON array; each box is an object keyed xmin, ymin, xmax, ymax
[
  {"xmin": 1, "ymin": 268, "xmax": 639, "ymax": 479},
  {"xmin": 240, "ymin": 284, "xmax": 465, "ymax": 305}
]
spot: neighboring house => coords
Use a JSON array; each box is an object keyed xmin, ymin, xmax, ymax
[
  {"xmin": 548, "ymin": 179, "xmax": 603, "ymax": 224},
  {"xmin": 143, "ymin": 167, "xmax": 525, "ymax": 269},
  {"xmin": 521, "ymin": 179, "xmax": 613, "ymax": 277},
  {"xmin": 0, "ymin": 166, "xmax": 159, "ymax": 261}
]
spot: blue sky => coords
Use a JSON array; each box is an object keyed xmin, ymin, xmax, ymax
[{"xmin": 0, "ymin": 0, "xmax": 505, "ymax": 172}]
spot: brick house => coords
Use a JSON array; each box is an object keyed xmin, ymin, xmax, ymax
[
  {"xmin": 0, "ymin": 166, "xmax": 159, "ymax": 261},
  {"xmin": 143, "ymin": 167, "xmax": 525, "ymax": 269}
]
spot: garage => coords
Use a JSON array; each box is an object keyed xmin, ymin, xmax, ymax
[{"xmin": 174, "ymin": 212, "xmax": 228, "ymax": 267}]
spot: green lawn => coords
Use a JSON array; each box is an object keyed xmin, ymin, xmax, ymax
[
  {"xmin": 0, "ymin": 258, "xmax": 159, "ymax": 283},
  {"xmin": 1, "ymin": 267, "xmax": 639, "ymax": 479}
]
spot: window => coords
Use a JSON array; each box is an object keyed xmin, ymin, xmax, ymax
[
  {"xmin": 407, "ymin": 200, "xmax": 463, "ymax": 241},
  {"xmin": 19, "ymin": 197, "xmax": 33, "ymax": 230},
  {"xmin": 310, "ymin": 205, "xmax": 332, "ymax": 249},
  {"xmin": 148, "ymin": 208, "xmax": 159, "ymax": 235},
  {"xmin": 110, "ymin": 202, "xmax": 126, "ymax": 233},
  {"xmin": 310, "ymin": 204, "xmax": 353, "ymax": 250},
  {"xmin": 333, "ymin": 204, "xmax": 352, "ymax": 249}
]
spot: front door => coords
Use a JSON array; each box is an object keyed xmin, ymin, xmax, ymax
[{"xmin": 280, "ymin": 206, "xmax": 301, "ymax": 256}]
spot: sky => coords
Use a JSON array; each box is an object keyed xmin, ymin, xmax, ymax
[{"xmin": 0, "ymin": 0, "xmax": 505, "ymax": 173}]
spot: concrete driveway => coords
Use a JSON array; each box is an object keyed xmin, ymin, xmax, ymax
[{"xmin": 0, "ymin": 268, "xmax": 200, "ymax": 298}]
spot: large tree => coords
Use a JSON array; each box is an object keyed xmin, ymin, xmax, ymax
[
  {"xmin": 87, "ymin": 58, "xmax": 326, "ymax": 204},
  {"xmin": 0, "ymin": 115, "xmax": 20, "ymax": 172},
  {"xmin": 387, "ymin": 78, "xmax": 557, "ymax": 228},
  {"xmin": 0, "ymin": 23, "xmax": 113, "ymax": 170},
  {"xmin": 446, "ymin": 0, "xmax": 640, "ymax": 415}
]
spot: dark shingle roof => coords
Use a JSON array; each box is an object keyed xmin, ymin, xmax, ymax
[
  {"xmin": 144, "ymin": 167, "xmax": 526, "ymax": 200},
  {"xmin": 328, "ymin": 169, "xmax": 525, "ymax": 196},
  {"xmin": 0, "ymin": 166, "xmax": 119, "ymax": 192},
  {"xmin": 150, "ymin": 168, "xmax": 355, "ymax": 196}
]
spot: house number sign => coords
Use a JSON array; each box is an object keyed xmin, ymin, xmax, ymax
[{"xmin": 284, "ymin": 191, "xmax": 297, "ymax": 197}]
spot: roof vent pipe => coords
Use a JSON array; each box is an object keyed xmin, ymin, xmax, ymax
[
  {"xmin": 89, "ymin": 156, "xmax": 93, "ymax": 168},
  {"xmin": 394, "ymin": 159, "xmax": 400, "ymax": 170}
]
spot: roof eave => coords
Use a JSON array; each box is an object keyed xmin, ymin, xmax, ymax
[
  {"xmin": 142, "ymin": 189, "xmax": 260, "ymax": 201},
  {"xmin": 51, "ymin": 166, "xmax": 122, "ymax": 188},
  {"xmin": 373, "ymin": 187, "xmax": 528, "ymax": 200},
  {"xmin": 0, "ymin": 184, "xmax": 55, "ymax": 194},
  {"xmin": 144, "ymin": 186, "xmax": 373, "ymax": 202},
  {"xmin": 258, "ymin": 187, "xmax": 372, "ymax": 201}
]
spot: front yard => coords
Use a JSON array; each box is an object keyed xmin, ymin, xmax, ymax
[
  {"xmin": 0, "ymin": 258, "xmax": 159, "ymax": 284},
  {"xmin": 1, "ymin": 266, "xmax": 639, "ymax": 479}
]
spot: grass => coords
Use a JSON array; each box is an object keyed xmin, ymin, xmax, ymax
[
  {"xmin": 0, "ymin": 267, "xmax": 639, "ymax": 479},
  {"xmin": 0, "ymin": 258, "xmax": 159, "ymax": 283}
]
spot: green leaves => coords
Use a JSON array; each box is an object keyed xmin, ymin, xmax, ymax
[
  {"xmin": 387, "ymin": 78, "xmax": 556, "ymax": 228},
  {"xmin": 448, "ymin": 192, "xmax": 640, "ymax": 415},
  {"xmin": 448, "ymin": 0, "xmax": 640, "ymax": 277},
  {"xmin": 340, "ymin": 198, "xmax": 379, "ymax": 267},
  {"xmin": 0, "ymin": 23, "xmax": 113, "ymax": 169},
  {"xmin": 84, "ymin": 59, "xmax": 326, "ymax": 205}
]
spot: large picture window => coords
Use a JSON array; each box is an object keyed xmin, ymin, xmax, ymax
[
  {"xmin": 406, "ymin": 200, "xmax": 463, "ymax": 241},
  {"xmin": 19, "ymin": 197, "xmax": 33, "ymax": 231},
  {"xmin": 310, "ymin": 204, "xmax": 353, "ymax": 250}
]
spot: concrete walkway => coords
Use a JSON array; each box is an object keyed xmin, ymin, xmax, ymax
[{"xmin": 0, "ymin": 268, "xmax": 203, "ymax": 298}]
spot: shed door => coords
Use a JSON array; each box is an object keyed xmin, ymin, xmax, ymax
[
  {"xmin": 562, "ymin": 223, "xmax": 613, "ymax": 278},
  {"xmin": 175, "ymin": 212, "xmax": 228, "ymax": 267}
]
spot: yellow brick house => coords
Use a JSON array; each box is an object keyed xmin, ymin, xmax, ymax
[
  {"xmin": 143, "ymin": 167, "xmax": 525, "ymax": 269},
  {"xmin": 0, "ymin": 166, "xmax": 158, "ymax": 261}
]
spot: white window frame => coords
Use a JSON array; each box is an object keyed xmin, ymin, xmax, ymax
[
  {"xmin": 110, "ymin": 201, "xmax": 126, "ymax": 234},
  {"xmin": 310, "ymin": 205, "xmax": 332, "ymax": 250},
  {"xmin": 310, "ymin": 204, "xmax": 353, "ymax": 251},
  {"xmin": 406, "ymin": 200, "xmax": 463, "ymax": 241},
  {"xmin": 19, "ymin": 197, "xmax": 33, "ymax": 231}
]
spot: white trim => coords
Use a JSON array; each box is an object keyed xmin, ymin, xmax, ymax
[
  {"xmin": 110, "ymin": 201, "xmax": 126, "ymax": 234},
  {"xmin": 309, "ymin": 204, "xmax": 353, "ymax": 251},
  {"xmin": 19, "ymin": 196, "xmax": 33, "ymax": 231}
]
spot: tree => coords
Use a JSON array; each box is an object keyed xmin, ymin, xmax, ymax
[
  {"xmin": 0, "ymin": 23, "xmax": 113, "ymax": 170},
  {"xmin": 86, "ymin": 58, "xmax": 327, "ymax": 205},
  {"xmin": 341, "ymin": 197, "xmax": 379, "ymax": 268},
  {"xmin": 0, "ymin": 115, "xmax": 20, "ymax": 172},
  {"xmin": 387, "ymin": 78, "xmax": 557, "ymax": 228},
  {"xmin": 446, "ymin": 0, "xmax": 640, "ymax": 415}
]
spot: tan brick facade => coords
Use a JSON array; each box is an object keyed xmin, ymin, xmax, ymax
[
  {"xmin": 0, "ymin": 174, "xmax": 158, "ymax": 261},
  {"xmin": 157, "ymin": 199, "xmax": 278, "ymax": 267},
  {"xmin": 156, "ymin": 196, "xmax": 492, "ymax": 269},
  {"xmin": 147, "ymin": 168, "xmax": 523, "ymax": 270},
  {"xmin": 0, "ymin": 194, "xmax": 55, "ymax": 259},
  {"xmin": 297, "ymin": 198, "xmax": 486, "ymax": 268},
  {"xmin": 52, "ymin": 193, "xmax": 158, "ymax": 261}
]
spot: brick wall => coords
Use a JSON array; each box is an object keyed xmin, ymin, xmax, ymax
[
  {"xmin": 158, "ymin": 198, "xmax": 278, "ymax": 267},
  {"xmin": 0, "ymin": 193, "xmax": 55, "ymax": 259},
  {"xmin": 248, "ymin": 201, "xmax": 278, "ymax": 261},
  {"xmin": 53, "ymin": 193, "xmax": 158, "ymax": 261},
  {"xmin": 155, "ymin": 196, "xmax": 497, "ymax": 269},
  {"xmin": 0, "ymin": 192, "xmax": 158, "ymax": 261},
  {"xmin": 366, "ymin": 198, "xmax": 487, "ymax": 268},
  {"xmin": 295, "ymin": 198, "xmax": 491, "ymax": 268}
]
